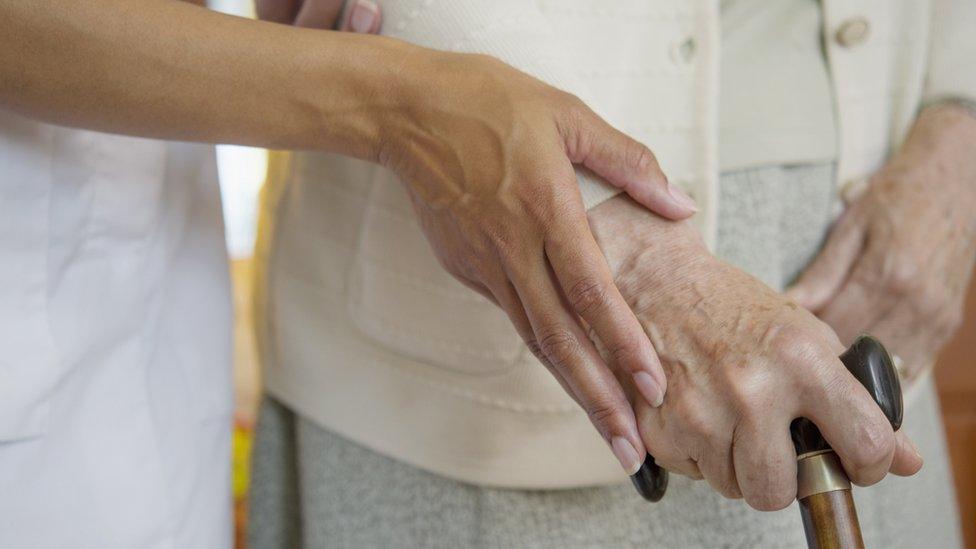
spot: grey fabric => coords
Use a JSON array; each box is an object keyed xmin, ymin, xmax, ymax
[{"xmin": 248, "ymin": 164, "xmax": 961, "ymax": 548}]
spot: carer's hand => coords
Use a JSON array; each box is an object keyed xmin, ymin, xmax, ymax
[
  {"xmin": 259, "ymin": 1, "xmax": 700, "ymax": 474},
  {"xmin": 590, "ymin": 195, "xmax": 923, "ymax": 510},
  {"xmin": 789, "ymin": 104, "xmax": 976, "ymax": 383},
  {"xmin": 391, "ymin": 51, "xmax": 699, "ymax": 475}
]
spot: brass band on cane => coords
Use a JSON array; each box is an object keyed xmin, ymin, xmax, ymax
[{"xmin": 796, "ymin": 450, "xmax": 852, "ymax": 500}]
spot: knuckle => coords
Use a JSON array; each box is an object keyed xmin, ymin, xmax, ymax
[
  {"xmin": 799, "ymin": 369, "xmax": 860, "ymax": 425},
  {"xmin": 483, "ymin": 219, "xmax": 523, "ymax": 255},
  {"xmin": 849, "ymin": 419, "xmax": 894, "ymax": 479},
  {"xmin": 585, "ymin": 400, "xmax": 620, "ymax": 429},
  {"xmin": 814, "ymin": 367, "xmax": 853, "ymax": 397},
  {"xmin": 628, "ymin": 141, "xmax": 659, "ymax": 176},
  {"xmin": 913, "ymin": 282, "xmax": 947, "ymax": 318},
  {"xmin": 723, "ymin": 369, "xmax": 772, "ymax": 422},
  {"xmin": 675, "ymin": 400, "xmax": 719, "ymax": 441},
  {"xmin": 556, "ymin": 91, "xmax": 587, "ymax": 114},
  {"xmin": 606, "ymin": 341, "xmax": 641, "ymax": 372},
  {"xmin": 804, "ymin": 367, "xmax": 853, "ymax": 409},
  {"xmin": 555, "ymin": 92, "xmax": 587, "ymax": 127},
  {"xmin": 567, "ymin": 276, "xmax": 611, "ymax": 316},
  {"xmin": 526, "ymin": 184, "xmax": 580, "ymax": 228},
  {"xmin": 768, "ymin": 329, "xmax": 838, "ymax": 389},
  {"xmin": 884, "ymin": 252, "xmax": 921, "ymax": 295},
  {"xmin": 769, "ymin": 324, "xmax": 825, "ymax": 367},
  {"xmin": 538, "ymin": 327, "xmax": 582, "ymax": 368},
  {"xmin": 554, "ymin": 93, "xmax": 593, "ymax": 159}
]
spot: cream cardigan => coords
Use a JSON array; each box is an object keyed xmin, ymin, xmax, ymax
[{"xmin": 254, "ymin": 0, "xmax": 976, "ymax": 488}]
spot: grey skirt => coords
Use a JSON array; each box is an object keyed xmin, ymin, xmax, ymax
[{"xmin": 248, "ymin": 164, "xmax": 962, "ymax": 548}]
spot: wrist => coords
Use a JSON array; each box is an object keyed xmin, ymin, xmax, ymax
[
  {"xmin": 589, "ymin": 195, "xmax": 707, "ymax": 275},
  {"xmin": 301, "ymin": 33, "xmax": 423, "ymax": 161},
  {"xmin": 907, "ymin": 104, "xmax": 976, "ymax": 178},
  {"xmin": 876, "ymin": 103, "xmax": 976, "ymax": 210}
]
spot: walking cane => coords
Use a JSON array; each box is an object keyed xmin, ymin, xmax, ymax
[{"xmin": 631, "ymin": 335, "xmax": 904, "ymax": 549}]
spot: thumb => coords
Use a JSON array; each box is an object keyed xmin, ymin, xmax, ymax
[
  {"xmin": 787, "ymin": 207, "xmax": 866, "ymax": 311},
  {"xmin": 569, "ymin": 108, "xmax": 697, "ymax": 220}
]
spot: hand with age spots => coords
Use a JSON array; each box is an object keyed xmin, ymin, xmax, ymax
[
  {"xmin": 789, "ymin": 104, "xmax": 976, "ymax": 384},
  {"xmin": 588, "ymin": 195, "xmax": 923, "ymax": 510}
]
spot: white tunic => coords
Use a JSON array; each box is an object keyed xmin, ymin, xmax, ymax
[{"xmin": 0, "ymin": 111, "xmax": 233, "ymax": 548}]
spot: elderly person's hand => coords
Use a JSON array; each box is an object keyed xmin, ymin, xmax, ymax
[
  {"xmin": 589, "ymin": 195, "xmax": 923, "ymax": 510},
  {"xmin": 788, "ymin": 104, "xmax": 976, "ymax": 383},
  {"xmin": 257, "ymin": 0, "xmax": 700, "ymax": 475}
]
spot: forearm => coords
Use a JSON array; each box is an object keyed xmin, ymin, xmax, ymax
[
  {"xmin": 0, "ymin": 0, "xmax": 413, "ymax": 159},
  {"xmin": 894, "ymin": 103, "xmax": 976, "ymax": 186}
]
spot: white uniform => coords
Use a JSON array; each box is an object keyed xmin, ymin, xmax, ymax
[{"xmin": 0, "ymin": 111, "xmax": 233, "ymax": 548}]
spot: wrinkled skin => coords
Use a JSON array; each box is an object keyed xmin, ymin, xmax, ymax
[
  {"xmin": 589, "ymin": 196, "xmax": 923, "ymax": 511},
  {"xmin": 790, "ymin": 105, "xmax": 976, "ymax": 382}
]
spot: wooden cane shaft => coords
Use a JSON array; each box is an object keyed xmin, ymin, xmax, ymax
[{"xmin": 798, "ymin": 490, "xmax": 864, "ymax": 549}]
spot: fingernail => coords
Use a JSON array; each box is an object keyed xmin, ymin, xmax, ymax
[
  {"xmin": 667, "ymin": 181, "xmax": 698, "ymax": 212},
  {"xmin": 349, "ymin": 0, "xmax": 379, "ymax": 33},
  {"xmin": 633, "ymin": 371, "xmax": 664, "ymax": 407},
  {"xmin": 611, "ymin": 437, "xmax": 642, "ymax": 475}
]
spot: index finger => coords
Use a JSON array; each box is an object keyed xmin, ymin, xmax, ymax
[
  {"xmin": 798, "ymin": 364, "xmax": 898, "ymax": 486},
  {"xmin": 544, "ymin": 213, "xmax": 668, "ymax": 408},
  {"xmin": 504, "ymin": 253, "xmax": 647, "ymax": 475}
]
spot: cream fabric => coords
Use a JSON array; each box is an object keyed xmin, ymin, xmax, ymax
[
  {"xmin": 255, "ymin": 0, "xmax": 976, "ymax": 488},
  {"xmin": 719, "ymin": 0, "xmax": 837, "ymax": 170}
]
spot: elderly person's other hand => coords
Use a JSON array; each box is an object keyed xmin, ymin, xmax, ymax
[
  {"xmin": 258, "ymin": 0, "xmax": 700, "ymax": 475},
  {"xmin": 788, "ymin": 104, "xmax": 976, "ymax": 383},
  {"xmin": 589, "ymin": 195, "xmax": 923, "ymax": 510}
]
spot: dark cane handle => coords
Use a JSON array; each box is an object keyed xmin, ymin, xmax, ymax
[
  {"xmin": 791, "ymin": 335, "xmax": 903, "ymax": 455},
  {"xmin": 792, "ymin": 335, "xmax": 903, "ymax": 549},
  {"xmin": 631, "ymin": 335, "xmax": 903, "ymax": 505}
]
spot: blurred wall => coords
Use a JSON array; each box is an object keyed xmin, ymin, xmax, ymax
[{"xmin": 936, "ymin": 276, "xmax": 976, "ymax": 548}]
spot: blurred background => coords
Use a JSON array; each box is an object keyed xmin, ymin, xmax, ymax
[{"xmin": 209, "ymin": 2, "xmax": 975, "ymax": 547}]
